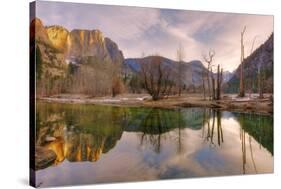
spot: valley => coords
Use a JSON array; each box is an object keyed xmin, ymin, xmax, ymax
[
  {"xmin": 31, "ymin": 17, "xmax": 273, "ymax": 114},
  {"xmin": 30, "ymin": 3, "xmax": 274, "ymax": 186}
]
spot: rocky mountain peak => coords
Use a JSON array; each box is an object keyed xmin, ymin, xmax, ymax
[
  {"xmin": 30, "ymin": 18, "xmax": 51, "ymax": 45},
  {"xmin": 66, "ymin": 29, "xmax": 107, "ymax": 60},
  {"xmin": 46, "ymin": 25, "xmax": 69, "ymax": 51},
  {"xmin": 32, "ymin": 17, "xmax": 124, "ymax": 65},
  {"xmin": 31, "ymin": 17, "xmax": 125, "ymax": 83}
]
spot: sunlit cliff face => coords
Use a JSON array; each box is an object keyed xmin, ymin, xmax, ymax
[
  {"xmin": 66, "ymin": 29, "xmax": 106, "ymax": 58},
  {"xmin": 45, "ymin": 25, "xmax": 106, "ymax": 58},
  {"xmin": 92, "ymin": 30, "xmax": 105, "ymax": 44},
  {"xmin": 46, "ymin": 26, "xmax": 69, "ymax": 51},
  {"xmin": 44, "ymin": 24, "xmax": 118, "ymax": 64},
  {"xmin": 32, "ymin": 17, "xmax": 124, "ymax": 76}
]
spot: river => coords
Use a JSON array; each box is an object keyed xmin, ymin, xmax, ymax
[{"xmin": 35, "ymin": 102, "xmax": 273, "ymax": 187}]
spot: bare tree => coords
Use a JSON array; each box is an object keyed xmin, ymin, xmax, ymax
[
  {"xmin": 140, "ymin": 56, "xmax": 175, "ymax": 100},
  {"xmin": 211, "ymin": 67, "xmax": 215, "ymax": 100},
  {"xmin": 216, "ymin": 65, "xmax": 220, "ymax": 100},
  {"xmin": 201, "ymin": 70, "xmax": 206, "ymax": 100},
  {"xmin": 239, "ymin": 26, "xmax": 246, "ymax": 97},
  {"xmin": 214, "ymin": 65, "xmax": 223, "ymax": 100},
  {"xmin": 203, "ymin": 50, "xmax": 215, "ymax": 100},
  {"xmin": 176, "ymin": 44, "xmax": 185, "ymax": 96}
]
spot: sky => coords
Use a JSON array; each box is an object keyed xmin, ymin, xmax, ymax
[{"xmin": 36, "ymin": 1, "xmax": 273, "ymax": 72}]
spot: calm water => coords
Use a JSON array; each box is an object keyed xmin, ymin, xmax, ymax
[{"xmin": 35, "ymin": 102, "xmax": 273, "ymax": 187}]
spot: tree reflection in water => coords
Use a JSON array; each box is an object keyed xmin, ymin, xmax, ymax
[
  {"xmin": 235, "ymin": 112, "xmax": 273, "ymax": 174},
  {"xmin": 36, "ymin": 102, "xmax": 273, "ymax": 174},
  {"xmin": 136, "ymin": 108, "xmax": 191, "ymax": 154},
  {"xmin": 138, "ymin": 109, "xmax": 171, "ymax": 153},
  {"xmin": 200, "ymin": 109, "xmax": 273, "ymax": 174},
  {"xmin": 201, "ymin": 109, "xmax": 223, "ymax": 147}
]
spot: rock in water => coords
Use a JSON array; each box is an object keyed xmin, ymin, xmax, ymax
[
  {"xmin": 45, "ymin": 136, "xmax": 56, "ymax": 142},
  {"xmin": 35, "ymin": 146, "xmax": 57, "ymax": 170}
]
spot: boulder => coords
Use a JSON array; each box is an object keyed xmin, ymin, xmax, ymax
[{"xmin": 35, "ymin": 146, "xmax": 57, "ymax": 170}]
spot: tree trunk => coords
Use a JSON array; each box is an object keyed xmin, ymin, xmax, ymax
[
  {"xmin": 212, "ymin": 77, "xmax": 215, "ymax": 100},
  {"xmin": 177, "ymin": 45, "xmax": 184, "ymax": 96},
  {"xmin": 202, "ymin": 71, "xmax": 206, "ymax": 100},
  {"xmin": 239, "ymin": 27, "xmax": 246, "ymax": 97},
  {"xmin": 211, "ymin": 68, "xmax": 215, "ymax": 100},
  {"xmin": 207, "ymin": 68, "xmax": 211, "ymax": 100},
  {"xmin": 220, "ymin": 68, "xmax": 223, "ymax": 100},
  {"xmin": 202, "ymin": 50, "xmax": 215, "ymax": 100},
  {"xmin": 178, "ymin": 61, "xmax": 182, "ymax": 96},
  {"xmin": 258, "ymin": 66, "xmax": 264, "ymax": 99},
  {"xmin": 216, "ymin": 65, "xmax": 220, "ymax": 100}
]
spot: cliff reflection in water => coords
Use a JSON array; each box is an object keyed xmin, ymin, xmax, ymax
[
  {"xmin": 36, "ymin": 103, "xmax": 125, "ymax": 164},
  {"xmin": 36, "ymin": 102, "xmax": 273, "ymax": 173}
]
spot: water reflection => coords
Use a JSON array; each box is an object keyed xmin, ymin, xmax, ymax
[
  {"xmin": 235, "ymin": 112, "xmax": 273, "ymax": 174},
  {"xmin": 35, "ymin": 102, "xmax": 273, "ymax": 187},
  {"xmin": 199, "ymin": 110, "xmax": 273, "ymax": 174},
  {"xmin": 201, "ymin": 109, "xmax": 224, "ymax": 147},
  {"xmin": 36, "ymin": 104, "xmax": 124, "ymax": 164}
]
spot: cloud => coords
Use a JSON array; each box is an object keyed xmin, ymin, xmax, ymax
[{"xmin": 36, "ymin": 1, "xmax": 273, "ymax": 71}]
